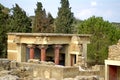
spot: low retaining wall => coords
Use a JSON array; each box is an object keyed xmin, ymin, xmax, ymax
[
  {"xmin": 0, "ymin": 59, "xmax": 105, "ymax": 80},
  {"xmin": 79, "ymin": 70, "xmax": 99, "ymax": 76},
  {"xmin": 0, "ymin": 59, "xmax": 10, "ymax": 70},
  {"xmin": 14, "ymin": 62, "xmax": 79, "ymax": 80}
]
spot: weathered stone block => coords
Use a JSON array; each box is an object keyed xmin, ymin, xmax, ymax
[
  {"xmin": 10, "ymin": 60, "xmax": 17, "ymax": 69},
  {"xmin": 0, "ymin": 59, "xmax": 10, "ymax": 70}
]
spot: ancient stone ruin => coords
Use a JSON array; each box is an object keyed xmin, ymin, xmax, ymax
[
  {"xmin": 0, "ymin": 59, "xmax": 105, "ymax": 80},
  {"xmin": 3, "ymin": 33, "xmax": 105, "ymax": 80}
]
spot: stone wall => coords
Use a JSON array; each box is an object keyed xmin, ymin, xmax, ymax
[
  {"xmin": 63, "ymin": 67, "xmax": 79, "ymax": 78},
  {"xmin": 0, "ymin": 59, "xmax": 104, "ymax": 80},
  {"xmin": 0, "ymin": 59, "xmax": 10, "ymax": 70},
  {"xmin": 92, "ymin": 65, "xmax": 105, "ymax": 78},
  {"xmin": 79, "ymin": 70, "xmax": 99, "ymax": 76},
  {"xmin": 17, "ymin": 62, "xmax": 64, "ymax": 80},
  {"xmin": 108, "ymin": 40, "xmax": 120, "ymax": 60},
  {"xmin": 16, "ymin": 62, "xmax": 80, "ymax": 80}
]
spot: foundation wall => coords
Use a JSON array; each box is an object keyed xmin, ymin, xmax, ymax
[
  {"xmin": 0, "ymin": 59, "xmax": 104, "ymax": 80},
  {"xmin": 16, "ymin": 62, "xmax": 79, "ymax": 80}
]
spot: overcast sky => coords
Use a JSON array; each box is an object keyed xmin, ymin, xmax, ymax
[{"xmin": 0, "ymin": 0, "xmax": 120, "ymax": 22}]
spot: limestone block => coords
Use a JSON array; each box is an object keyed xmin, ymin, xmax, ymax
[
  {"xmin": 0, "ymin": 70, "xmax": 10, "ymax": 77},
  {"xmin": 28, "ymin": 59, "xmax": 40, "ymax": 64},
  {"xmin": 99, "ymin": 77, "xmax": 105, "ymax": 80},
  {"xmin": 0, "ymin": 75, "xmax": 19, "ymax": 80},
  {"xmin": 10, "ymin": 61, "xmax": 17, "ymax": 69},
  {"xmin": 0, "ymin": 59, "xmax": 10, "ymax": 70},
  {"xmin": 108, "ymin": 41, "xmax": 120, "ymax": 60},
  {"xmin": 75, "ymin": 76, "xmax": 99, "ymax": 80},
  {"xmin": 44, "ymin": 70, "xmax": 50, "ymax": 79},
  {"xmin": 63, "ymin": 78, "xmax": 74, "ymax": 80},
  {"xmin": 40, "ymin": 61, "xmax": 55, "ymax": 66}
]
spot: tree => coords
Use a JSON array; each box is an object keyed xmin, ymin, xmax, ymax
[
  {"xmin": 0, "ymin": 4, "xmax": 9, "ymax": 57},
  {"xmin": 77, "ymin": 16, "xmax": 120, "ymax": 65},
  {"xmin": 8, "ymin": 4, "xmax": 31, "ymax": 32},
  {"xmin": 55, "ymin": 0, "xmax": 74, "ymax": 33},
  {"xmin": 47, "ymin": 12, "xmax": 54, "ymax": 32},
  {"xmin": 32, "ymin": 2, "xmax": 54, "ymax": 33}
]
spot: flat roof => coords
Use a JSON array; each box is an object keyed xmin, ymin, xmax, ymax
[{"xmin": 7, "ymin": 33, "xmax": 91, "ymax": 37}]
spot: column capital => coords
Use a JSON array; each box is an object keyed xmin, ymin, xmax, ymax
[
  {"xmin": 54, "ymin": 44, "xmax": 62, "ymax": 49},
  {"xmin": 38, "ymin": 45, "xmax": 48, "ymax": 49},
  {"xmin": 27, "ymin": 44, "xmax": 35, "ymax": 48},
  {"xmin": 27, "ymin": 44, "xmax": 35, "ymax": 59}
]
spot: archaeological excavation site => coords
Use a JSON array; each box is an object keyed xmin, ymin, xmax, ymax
[{"xmin": 0, "ymin": 33, "xmax": 120, "ymax": 80}]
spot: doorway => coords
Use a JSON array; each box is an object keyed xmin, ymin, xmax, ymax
[{"xmin": 70, "ymin": 54, "xmax": 76, "ymax": 66}]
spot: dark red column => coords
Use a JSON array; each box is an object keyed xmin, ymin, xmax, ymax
[
  {"xmin": 27, "ymin": 45, "xmax": 35, "ymax": 59},
  {"xmin": 30, "ymin": 48, "xmax": 34, "ymax": 59},
  {"xmin": 39, "ymin": 45, "xmax": 48, "ymax": 61},
  {"xmin": 54, "ymin": 45, "xmax": 62, "ymax": 65}
]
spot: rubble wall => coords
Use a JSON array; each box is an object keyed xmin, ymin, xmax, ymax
[
  {"xmin": 15, "ymin": 62, "xmax": 80, "ymax": 80},
  {"xmin": 108, "ymin": 40, "xmax": 120, "ymax": 60},
  {"xmin": 0, "ymin": 59, "xmax": 104, "ymax": 80}
]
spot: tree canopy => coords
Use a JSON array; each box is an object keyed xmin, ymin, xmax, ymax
[
  {"xmin": 0, "ymin": 4, "xmax": 9, "ymax": 57},
  {"xmin": 8, "ymin": 4, "xmax": 32, "ymax": 32},
  {"xmin": 32, "ymin": 2, "xmax": 54, "ymax": 33},
  {"xmin": 55, "ymin": 0, "xmax": 74, "ymax": 33},
  {"xmin": 77, "ymin": 16, "xmax": 120, "ymax": 65}
]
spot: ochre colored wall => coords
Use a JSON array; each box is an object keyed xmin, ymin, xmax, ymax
[
  {"xmin": 7, "ymin": 33, "xmax": 90, "ymax": 66},
  {"xmin": 7, "ymin": 34, "xmax": 17, "ymax": 60}
]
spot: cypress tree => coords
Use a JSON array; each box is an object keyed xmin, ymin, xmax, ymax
[
  {"xmin": 0, "ymin": 4, "xmax": 9, "ymax": 57},
  {"xmin": 55, "ymin": 0, "xmax": 74, "ymax": 33},
  {"xmin": 47, "ymin": 12, "xmax": 54, "ymax": 32},
  {"xmin": 8, "ymin": 4, "xmax": 31, "ymax": 32},
  {"xmin": 32, "ymin": 2, "xmax": 54, "ymax": 33}
]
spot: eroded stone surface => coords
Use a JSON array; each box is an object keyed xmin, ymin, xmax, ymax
[
  {"xmin": 108, "ymin": 40, "xmax": 120, "ymax": 60},
  {"xmin": 0, "ymin": 59, "xmax": 104, "ymax": 80}
]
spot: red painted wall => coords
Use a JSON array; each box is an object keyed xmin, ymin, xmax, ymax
[{"xmin": 109, "ymin": 65, "xmax": 117, "ymax": 80}]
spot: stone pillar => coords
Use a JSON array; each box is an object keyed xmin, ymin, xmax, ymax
[
  {"xmin": 27, "ymin": 44, "xmax": 35, "ymax": 59},
  {"xmin": 77, "ymin": 44, "xmax": 83, "ymax": 66},
  {"xmin": 83, "ymin": 44, "xmax": 87, "ymax": 67},
  {"xmin": 54, "ymin": 44, "xmax": 62, "ymax": 65},
  {"xmin": 39, "ymin": 45, "xmax": 48, "ymax": 61},
  {"xmin": 17, "ymin": 43, "xmax": 26, "ymax": 62}
]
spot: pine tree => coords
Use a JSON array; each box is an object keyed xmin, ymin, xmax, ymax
[
  {"xmin": 32, "ymin": 2, "xmax": 54, "ymax": 33},
  {"xmin": 55, "ymin": 0, "xmax": 74, "ymax": 33},
  {"xmin": 8, "ymin": 4, "xmax": 31, "ymax": 32},
  {"xmin": 0, "ymin": 4, "xmax": 9, "ymax": 57},
  {"xmin": 77, "ymin": 16, "xmax": 120, "ymax": 65}
]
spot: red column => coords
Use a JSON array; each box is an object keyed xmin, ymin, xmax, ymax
[
  {"xmin": 39, "ymin": 45, "xmax": 48, "ymax": 61},
  {"xmin": 27, "ymin": 45, "xmax": 35, "ymax": 59},
  {"xmin": 30, "ymin": 48, "xmax": 34, "ymax": 59},
  {"xmin": 54, "ymin": 45, "xmax": 62, "ymax": 65}
]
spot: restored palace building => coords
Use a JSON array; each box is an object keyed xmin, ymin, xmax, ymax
[{"xmin": 7, "ymin": 33, "xmax": 91, "ymax": 66}]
